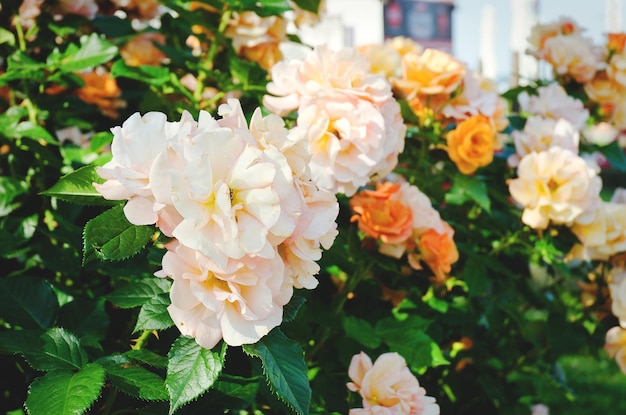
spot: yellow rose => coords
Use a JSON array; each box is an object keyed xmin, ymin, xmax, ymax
[
  {"xmin": 445, "ymin": 115, "xmax": 498, "ymax": 175},
  {"xmin": 393, "ymin": 48, "xmax": 465, "ymax": 98}
]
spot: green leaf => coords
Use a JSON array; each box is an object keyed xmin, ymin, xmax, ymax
[
  {"xmin": 124, "ymin": 349, "xmax": 168, "ymax": 369},
  {"xmin": 445, "ymin": 173, "xmax": 491, "ymax": 213},
  {"xmin": 0, "ymin": 177, "xmax": 28, "ymax": 217},
  {"xmin": 375, "ymin": 316, "xmax": 447, "ymax": 370},
  {"xmin": 134, "ymin": 293, "xmax": 174, "ymax": 333},
  {"xmin": 15, "ymin": 121, "xmax": 57, "ymax": 145},
  {"xmin": 0, "ymin": 26, "xmax": 15, "ymax": 46},
  {"xmin": 111, "ymin": 59, "xmax": 171, "ymax": 86},
  {"xmin": 243, "ymin": 329, "xmax": 311, "ymax": 415},
  {"xmin": 343, "ymin": 316, "xmax": 381, "ymax": 349},
  {"xmin": 282, "ymin": 296, "xmax": 306, "ymax": 323},
  {"xmin": 166, "ymin": 337, "xmax": 226, "ymax": 414},
  {"xmin": 0, "ymin": 276, "xmax": 59, "ymax": 329},
  {"xmin": 83, "ymin": 205, "xmax": 155, "ymax": 263},
  {"xmin": 60, "ymin": 33, "xmax": 118, "ymax": 72},
  {"xmin": 98, "ymin": 354, "xmax": 168, "ymax": 401},
  {"xmin": 106, "ymin": 278, "xmax": 171, "ymax": 309},
  {"xmin": 0, "ymin": 328, "xmax": 89, "ymax": 371},
  {"xmin": 25, "ymin": 363, "xmax": 105, "ymax": 415},
  {"xmin": 213, "ymin": 374, "xmax": 261, "ymax": 406},
  {"xmin": 599, "ymin": 141, "xmax": 626, "ymax": 172},
  {"xmin": 399, "ymin": 99, "xmax": 421, "ymax": 125},
  {"xmin": 463, "ymin": 256, "xmax": 491, "ymax": 297},
  {"xmin": 238, "ymin": 0, "xmax": 292, "ymax": 16},
  {"xmin": 291, "ymin": 0, "xmax": 321, "ymax": 13},
  {"xmin": 41, "ymin": 165, "xmax": 117, "ymax": 206},
  {"xmin": 23, "ymin": 328, "xmax": 89, "ymax": 371}
]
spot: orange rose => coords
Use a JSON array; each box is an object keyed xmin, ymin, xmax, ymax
[
  {"xmin": 393, "ymin": 48, "xmax": 465, "ymax": 99},
  {"xmin": 350, "ymin": 182, "xmax": 413, "ymax": 245},
  {"xmin": 608, "ymin": 33, "xmax": 626, "ymax": 54},
  {"xmin": 446, "ymin": 115, "xmax": 498, "ymax": 175},
  {"xmin": 415, "ymin": 221, "xmax": 458, "ymax": 283},
  {"xmin": 120, "ymin": 32, "xmax": 166, "ymax": 67},
  {"xmin": 75, "ymin": 71, "xmax": 125, "ymax": 118}
]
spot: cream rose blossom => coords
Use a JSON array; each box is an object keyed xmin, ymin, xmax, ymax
[
  {"xmin": 518, "ymin": 84, "xmax": 589, "ymax": 130},
  {"xmin": 605, "ymin": 326, "xmax": 626, "ymax": 374},
  {"xmin": 508, "ymin": 116, "xmax": 579, "ymax": 167},
  {"xmin": 96, "ymin": 99, "xmax": 339, "ymax": 348},
  {"xmin": 570, "ymin": 202, "xmax": 626, "ymax": 261},
  {"xmin": 347, "ymin": 352, "xmax": 440, "ymax": 415},
  {"xmin": 508, "ymin": 147, "xmax": 602, "ymax": 229},
  {"xmin": 264, "ymin": 45, "xmax": 406, "ymax": 196},
  {"xmin": 609, "ymin": 268, "xmax": 626, "ymax": 327}
]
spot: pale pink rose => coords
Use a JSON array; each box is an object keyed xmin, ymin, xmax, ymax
[
  {"xmin": 531, "ymin": 404, "xmax": 550, "ymax": 415},
  {"xmin": 56, "ymin": 0, "xmax": 98, "ymax": 19},
  {"xmin": 387, "ymin": 36, "xmax": 423, "ymax": 57},
  {"xmin": 100, "ymin": 100, "xmax": 339, "ymax": 349},
  {"xmin": 539, "ymin": 34, "xmax": 598, "ymax": 83},
  {"xmin": 55, "ymin": 126, "xmax": 91, "ymax": 149},
  {"xmin": 605, "ymin": 326, "xmax": 626, "ymax": 374},
  {"xmin": 609, "ymin": 267, "xmax": 626, "ymax": 327},
  {"xmin": 264, "ymin": 44, "xmax": 393, "ymax": 116},
  {"xmin": 612, "ymin": 188, "xmax": 626, "ymax": 204},
  {"xmin": 280, "ymin": 178, "xmax": 338, "ymax": 289},
  {"xmin": 151, "ymin": 116, "xmax": 297, "ymax": 270},
  {"xmin": 571, "ymin": 202, "xmax": 626, "ymax": 261},
  {"xmin": 508, "ymin": 147, "xmax": 602, "ymax": 229},
  {"xmin": 507, "ymin": 117, "xmax": 579, "ymax": 167},
  {"xmin": 227, "ymin": 11, "xmax": 286, "ymax": 51},
  {"xmin": 226, "ymin": 11, "xmax": 287, "ymax": 70},
  {"xmin": 442, "ymin": 71, "xmax": 508, "ymax": 132},
  {"xmin": 358, "ymin": 43, "xmax": 403, "ymax": 79},
  {"xmin": 94, "ymin": 111, "xmax": 194, "ymax": 229},
  {"xmin": 582, "ymin": 122, "xmax": 619, "ymax": 146},
  {"xmin": 527, "ymin": 17, "xmax": 583, "ymax": 51},
  {"xmin": 518, "ymin": 84, "xmax": 589, "ymax": 131},
  {"xmin": 347, "ymin": 352, "xmax": 440, "ymax": 415},
  {"xmin": 288, "ymin": 0, "xmax": 326, "ymax": 27},
  {"xmin": 349, "ymin": 406, "xmax": 396, "ymax": 415},
  {"xmin": 611, "ymin": 95, "xmax": 626, "ymax": 130},
  {"xmin": 156, "ymin": 241, "xmax": 287, "ymax": 348},
  {"xmin": 294, "ymin": 91, "xmax": 404, "ymax": 196},
  {"xmin": 264, "ymin": 45, "xmax": 405, "ymax": 196},
  {"xmin": 16, "ymin": 0, "xmax": 44, "ymax": 29}
]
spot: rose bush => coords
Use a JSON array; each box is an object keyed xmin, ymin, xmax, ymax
[{"xmin": 1, "ymin": 2, "xmax": 626, "ymax": 415}]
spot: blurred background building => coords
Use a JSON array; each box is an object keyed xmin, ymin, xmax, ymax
[{"xmin": 298, "ymin": 0, "xmax": 626, "ymax": 89}]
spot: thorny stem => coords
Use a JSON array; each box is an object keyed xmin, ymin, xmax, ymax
[{"xmin": 131, "ymin": 329, "xmax": 153, "ymax": 351}]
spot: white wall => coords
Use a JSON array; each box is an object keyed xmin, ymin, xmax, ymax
[{"xmin": 298, "ymin": 0, "xmax": 384, "ymax": 49}]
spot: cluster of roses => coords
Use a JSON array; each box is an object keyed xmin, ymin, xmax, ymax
[
  {"xmin": 340, "ymin": 37, "xmax": 513, "ymax": 281},
  {"xmin": 510, "ymin": 17, "xmax": 626, "ymax": 375},
  {"xmin": 95, "ymin": 100, "xmax": 339, "ymax": 349},
  {"xmin": 528, "ymin": 17, "xmax": 626, "ymax": 131},
  {"xmin": 358, "ymin": 37, "xmax": 509, "ymax": 175}
]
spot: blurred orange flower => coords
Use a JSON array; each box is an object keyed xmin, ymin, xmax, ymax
[
  {"xmin": 393, "ymin": 48, "xmax": 465, "ymax": 98},
  {"xmin": 446, "ymin": 115, "xmax": 498, "ymax": 175},
  {"xmin": 608, "ymin": 33, "xmax": 626, "ymax": 54},
  {"xmin": 120, "ymin": 32, "xmax": 166, "ymax": 67},
  {"xmin": 75, "ymin": 71, "xmax": 125, "ymax": 118}
]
